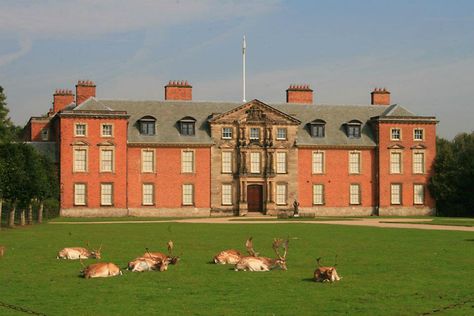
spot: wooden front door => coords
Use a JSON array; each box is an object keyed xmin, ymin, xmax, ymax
[{"xmin": 247, "ymin": 185, "xmax": 263, "ymax": 212}]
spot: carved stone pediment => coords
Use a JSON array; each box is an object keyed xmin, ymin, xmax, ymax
[
  {"xmin": 411, "ymin": 143, "xmax": 427, "ymax": 150},
  {"xmin": 387, "ymin": 143, "xmax": 405, "ymax": 149},
  {"xmin": 209, "ymin": 99, "xmax": 301, "ymax": 126},
  {"xmin": 97, "ymin": 140, "xmax": 115, "ymax": 146},
  {"xmin": 71, "ymin": 140, "xmax": 90, "ymax": 146}
]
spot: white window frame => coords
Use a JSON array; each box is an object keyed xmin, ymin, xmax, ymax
[
  {"xmin": 276, "ymin": 128, "xmax": 287, "ymax": 140},
  {"xmin": 142, "ymin": 183, "xmax": 154, "ymax": 206},
  {"xmin": 250, "ymin": 152, "xmax": 261, "ymax": 174},
  {"xmin": 222, "ymin": 127, "xmax": 233, "ymax": 139},
  {"xmin": 312, "ymin": 184, "xmax": 324, "ymax": 205},
  {"xmin": 276, "ymin": 152, "xmax": 287, "ymax": 174},
  {"xmin": 391, "ymin": 183, "xmax": 402, "ymax": 205},
  {"xmin": 101, "ymin": 123, "xmax": 113, "ymax": 137},
  {"xmin": 349, "ymin": 151, "xmax": 361, "ymax": 174},
  {"xmin": 74, "ymin": 123, "xmax": 87, "ymax": 137},
  {"xmin": 349, "ymin": 184, "xmax": 361, "ymax": 205},
  {"xmin": 413, "ymin": 151, "xmax": 425, "ymax": 174},
  {"xmin": 182, "ymin": 184, "xmax": 194, "ymax": 206},
  {"xmin": 181, "ymin": 150, "xmax": 195, "ymax": 173},
  {"xmin": 100, "ymin": 148, "xmax": 114, "ymax": 173},
  {"xmin": 390, "ymin": 128, "xmax": 401, "ymax": 141},
  {"xmin": 249, "ymin": 128, "xmax": 260, "ymax": 140},
  {"xmin": 100, "ymin": 183, "xmax": 113, "ymax": 206},
  {"xmin": 73, "ymin": 147, "xmax": 88, "ymax": 172},
  {"xmin": 413, "ymin": 184, "xmax": 424, "ymax": 205},
  {"xmin": 221, "ymin": 151, "xmax": 232, "ymax": 174},
  {"xmin": 312, "ymin": 151, "xmax": 324, "ymax": 174},
  {"xmin": 221, "ymin": 184, "xmax": 232, "ymax": 206},
  {"xmin": 40, "ymin": 128, "xmax": 49, "ymax": 141},
  {"xmin": 74, "ymin": 183, "xmax": 87, "ymax": 206},
  {"xmin": 390, "ymin": 151, "xmax": 402, "ymax": 174},
  {"xmin": 414, "ymin": 128, "xmax": 424, "ymax": 141},
  {"xmin": 141, "ymin": 149, "xmax": 155, "ymax": 173},
  {"xmin": 276, "ymin": 183, "xmax": 287, "ymax": 205}
]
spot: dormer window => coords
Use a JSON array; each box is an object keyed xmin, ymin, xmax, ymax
[
  {"xmin": 139, "ymin": 116, "xmax": 156, "ymax": 135},
  {"xmin": 309, "ymin": 120, "xmax": 325, "ymax": 138},
  {"xmin": 179, "ymin": 116, "xmax": 196, "ymax": 136},
  {"xmin": 346, "ymin": 120, "xmax": 362, "ymax": 139}
]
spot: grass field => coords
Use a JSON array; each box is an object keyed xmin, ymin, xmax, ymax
[
  {"xmin": 381, "ymin": 217, "xmax": 474, "ymax": 227},
  {"xmin": 0, "ymin": 222, "xmax": 473, "ymax": 315}
]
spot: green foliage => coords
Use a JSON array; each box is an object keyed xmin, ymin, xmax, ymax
[
  {"xmin": 429, "ymin": 132, "xmax": 474, "ymax": 216},
  {"xmin": 0, "ymin": 86, "xmax": 20, "ymax": 143},
  {"xmin": 0, "ymin": 223, "xmax": 473, "ymax": 315}
]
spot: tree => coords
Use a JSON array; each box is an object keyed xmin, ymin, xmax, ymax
[
  {"xmin": 429, "ymin": 132, "xmax": 474, "ymax": 216},
  {"xmin": 0, "ymin": 86, "xmax": 20, "ymax": 143}
]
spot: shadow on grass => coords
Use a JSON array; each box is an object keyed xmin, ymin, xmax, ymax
[
  {"xmin": 464, "ymin": 239, "xmax": 474, "ymax": 242},
  {"xmin": 301, "ymin": 277, "xmax": 315, "ymax": 282}
]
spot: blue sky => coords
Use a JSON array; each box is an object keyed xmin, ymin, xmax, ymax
[{"xmin": 0, "ymin": 0, "xmax": 473, "ymax": 139}]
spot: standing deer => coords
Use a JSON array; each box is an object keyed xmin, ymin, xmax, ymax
[
  {"xmin": 213, "ymin": 237, "xmax": 257, "ymax": 264},
  {"xmin": 80, "ymin": 261, "xmax": 122, "ymax": 279},
  {"xmin": 314, "ymin": 257, "xmax": 342, "ymax": 282},
  {"xmin": 234, "ymin": 238, "xmax": 289, "ymax": 272},
  {"xmin": 57, "ymin": 245, "xmax": 102, "ymax": 260}
]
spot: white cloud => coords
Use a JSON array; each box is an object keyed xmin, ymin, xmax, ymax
[{"xmin": 0, "ymin": 37, "xmax": 32, "ymax": 67}]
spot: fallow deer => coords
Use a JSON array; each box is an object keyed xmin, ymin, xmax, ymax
[
  {"xmin": 213, "ymin": 237, "xmax": 257, "ymax": 264},
  {"xmin": 234, "ymin": 238, "xmax": 289, "ymax": 272},
  {"xmin": 57, "ymin": 245, "xmax": 102, "ymax": 260},
  {"xmin": 80, "ymin": 261, "xmax": 122, "ymax": 279},
  {"xmin": 314, "ymin": 257, "xmax": 342, "ymax": 282},
  {"xmin": 128, "ymin": 241, "xmax": 179, "ymax": 272},
  {"xmin": 0, "ymin": 246, "xmax": 5, "ymax": 257}
]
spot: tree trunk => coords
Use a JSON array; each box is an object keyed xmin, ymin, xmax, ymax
[
  {"xmin": 38, "ymin": 201, "xmax": 44, "ymax": 224},
  {"xmin": 27, "ymin": 203, "xmax": 33, "ymax": 225},
  {"xmin": 0, "ymin": 198, "xmax": 3, "ymax": 231},
  {"xmin": 20, "ymin": 209, "xmax": 26, "ymax": 226},
  {"xmin": 8, "ymin": 205, "xmax": 15, "ymax": 227}
]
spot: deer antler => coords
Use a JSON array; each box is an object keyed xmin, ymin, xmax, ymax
[
  {"xmin": 167, "ymin": 240, "xmax": 174, "ymax": 255},
  {"xmin": 245, "ymin": 237, "xmax": 259, "ymax": 257},
  {"xmin": 316, "ymin": 257, "xmax": 322, "ymax": 267},
  {"xmin": 79, "ymin": 258, "xmax": 86, "ymax": 268},
  {"xmin": 272, "ymin": 238, "xmax": 287, "ymax": 260}
]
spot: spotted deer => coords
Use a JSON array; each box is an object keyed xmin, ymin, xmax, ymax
[
  {"xmin": 80, "ymin": 261, "xmax": 122, "ymax": 279},
  {"xmin": 129, "ymin": 241, "xmax": 179, "ymax": 272},
  {"xmin": 234, "ymin": 238, "xmax": 289, "ymax": 272},
  {"xmin": 314, "ymin": 257, "xmax": 342, "ymax": 282},
  {"xmin": 213, "ymin": 237, "xmax": 257, "ymax": 264},
  {"xmin": 57, "ymin": 245, "xmax": 102, "ymax": 260}
]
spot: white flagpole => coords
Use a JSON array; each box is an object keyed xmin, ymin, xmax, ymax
[{"xmin": 242, "ymin": 35, "xmax": 246, "ymax": 102}]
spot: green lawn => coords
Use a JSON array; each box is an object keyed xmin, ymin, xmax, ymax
[
  {"xmin": 382, "ymin": 217, "xmax": 474, "ymax": 227},
  {"xmin": 0, "ymin": 222, "xmax": 473, "ymax": 315}
]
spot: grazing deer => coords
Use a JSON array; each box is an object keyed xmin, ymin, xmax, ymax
[
  {"xmin": 129, "ymin": 241, "xmax": 179, "ymax": 272},
  {"xmin": 80, "ymin": 261, "xmax": 122, "ymax": 279},
  {"xmin": 234, "ymin": 238, "xmax": 289, "ymax": 272},
  {"xmin": 57, "ymin": 245, "xmax": 102, "ymax": 260},
  {"xmin": 314, "ymin": 257, "xmax": 342, "ymax": 282},
  {"xmin": 213, "ymin": 237, "xmax": 257, "ymax": 264},
  {"xmin": 0, "ymin": 246, "xmax": 5, "ymax": 257}
]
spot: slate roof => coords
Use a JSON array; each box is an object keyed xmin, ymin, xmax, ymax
[{"xmin": 70, "ymin": 98, "xmax": 424, "ymax": 147}]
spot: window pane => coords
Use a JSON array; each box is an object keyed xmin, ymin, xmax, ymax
[
  {"xmin": 142, "ymin": 184, "xmax": 154, "ymax": 205},
  {"xmin": 312, "ymin": 152, "xmax": 324, "ymax": 174},
  {"xmin": 313, "ymin": 184, "xmax": 324, "ymax": 205},
  {"xmin": 348, "ymin": 125, "xmax": 360, "ymax": 138},
  {"xmin": 102, "ymin": 124, "xmax": 112, "ymax": 136},
  {"xmin": 101, "ymin": 184, "xmax": 113, "ymax": 206},
  {"xmin": 276, "ymin": 152, "xmax": 287, "ymax": 173},
  {"xmin": 391, "ymin": 184, "xmax": 401, "ymax": 204},
  {"xmin": 74, "ymin": 184, "xmax": 86, "ymax": 205},
  {"xmin": 250, "ymin": 152, "xmax": 260, "ymax": 173},
  {"xmin": 140, "ymin": 121, "xmax": 155, "ymax": 135},
  {"xmin": 75, "ymin": 124, "xmax": 86, "ymax": 136},
  {"xmin": 414, "ymin": 129, "xmax": 423, "ymax": 140},
  {"xmin": 222, "ymin": 127, "xmax": 232, "ymax": 139},
  {"xmin": 100, "ymin": 149, "xmax": 113, "ymax": 172},
  {"xmin": 74, "ymin": 149, "xmax": 87, "ymax": 172},
  {"xmin": 276, "ymin": 184, "xmax": 287, "ymax": 205},
  {"xmin": 311, "ymin": 124, "xmax": 325, "ymax": 138},
  {"xmin": 182, "ymin": 184, "xmax": 194, "ymax": 205},
  {"xmin": 182, "ymin": 151, "xmax": 194, "ymax": 173},
  {"xmin": 250, "ymin": 128, "xmax": 259, "ymax": 140},
  {"xmin": 414, "ymin": 184, "xmax": 424, "ymax": 205},
  {"xmin": 350, "ymin": 184, "xmax": 360, "ymax": 205},
  {"xmin": 222, "ymin": 184, "xmax": 232, "ymax": 205},
  {"xmin": 222, "ymin": 152, "xmax": 232, "ymax": 173},
  {"xmin": 413, "ymin": 152, "xmax": 424, "ymax": 174},
  {"xmin": 142, "ymin": 150, "xmax": 154, "ymax": 172},
  {"xmin": 390, "ymin": 152, "xmax": 401, "ymax": 173},
  {"xmin": 276, "ymin": 128, "xmax": 287, "ymax": 140},
  {"xmin": 349, "ymin": 152, "xmax": 360, "ymax": 174},
  {"xmin": 181, "ymin": 122, "xmax": 195, "ymax": 135}
]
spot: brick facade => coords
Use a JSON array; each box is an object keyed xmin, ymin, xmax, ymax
[{"xmin": 25, "ymin": 80, "xmax": 437, "ymax": 217}]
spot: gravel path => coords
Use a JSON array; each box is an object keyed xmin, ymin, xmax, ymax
[{"xmin": 50, "ymin": 217, "xmax": 474, "ymax": 232}]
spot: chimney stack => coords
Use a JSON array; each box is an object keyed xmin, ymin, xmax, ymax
[
  {"xmin": 76, "ymin": 80, "xmax": 96, "ymax": 105},
  {"xmin": 286, "ymin": 84, "xmax": 313, "ymax": 104},
  {"xmin": 371, "ymin": 87, "xmax": 390, "ymax": 105},
  {"xmin": 164, "ymin": 80, "xmax": 192, "ymax": 101},
  {"xmin": 53, "ymin": 89, "xmax": 74, "ymax": 113}
]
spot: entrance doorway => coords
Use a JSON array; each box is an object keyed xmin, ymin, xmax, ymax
[{"xmin": 247, "ymin": 184, "xmax": 263, "ymax": 212}]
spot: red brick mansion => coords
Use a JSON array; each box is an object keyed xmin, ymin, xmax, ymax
[{"xmin": 25, "ymin": 80, "xmax": 437, "ymax": 217}]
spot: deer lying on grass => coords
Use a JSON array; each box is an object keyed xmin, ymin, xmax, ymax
[
  {"xmin": 234, "ymin": 238, "xmax": 289, "ymax": 272},
  {"xmin": 128, "ymin": 240, "xmax": 179, "ymax": 272},
  {"xmin": 80, "ymin": 261, "xmax": 122, "ymax": 279},
  {"xmin": 213, "ymin": 237, "xmax": 257, "ymax": 264},
  {"xmin": 57, "ymin": 245, "xmax": 102, "ymax": 260},
  {"xmin": 0, "ymin": 246, "xmax": 5, "ymax": 257},
  {"xmin": 314, "ymin": 257, "xmax": 342, "ymax": 282}
]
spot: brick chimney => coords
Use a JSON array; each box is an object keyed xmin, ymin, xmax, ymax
[
  {"xmin": 164, "ymin": 80, "xmax": 192, "ymax": 101},
  {"xmin": 76, "ymin": 80, "xmax": 96, "ymax": 105},
  {"xmin": 286, "ymin": 84, "xmax": 313, "ymax": 104},
  {"xmin": 371, "ymin": 87, "xmax": 390, "ymax": 105},
  {"xmin": 53, "ymin": 89, "xmax": 74, "ymax": 113}
]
